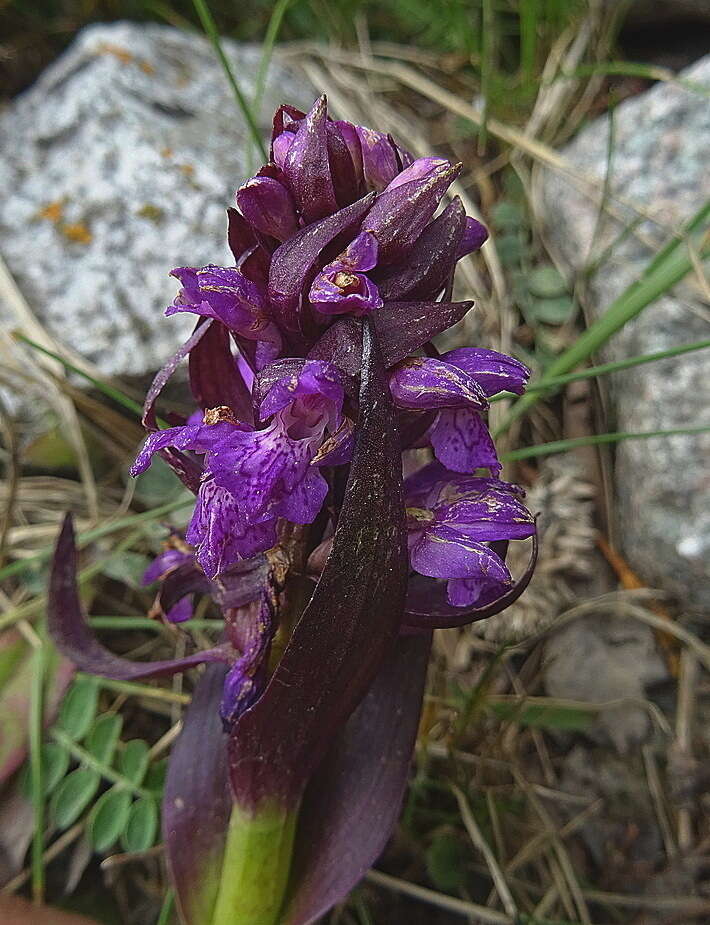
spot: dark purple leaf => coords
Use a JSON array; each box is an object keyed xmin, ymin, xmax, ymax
[
  {"xmin": 164, "ymin": 663, "xmax": 230, "ymax": 925},
  {"xmin": 326, "ymin": 121, "xmax": 359, "ymax": 208},
  {"xmin": 365, "ymin": 161, "xmax": 461, "ymax": 263},
  {"xmin": 397, "ymin": 408, "xmax": 437, "ymax": 450},
  {"xmin": 227, "ymin": 207, "xmax": 256, "ymax": 263},
  {"xmin": 283, "ymin": 96, "xmax": 338, "ymax": 224},
  {"xmin": 48, "ymin": 516, "xmax": 231, "ymax": 679},
  {"xmin": 211, "ymin": 556, "xmax": 270, "ymax": 611},
  {"xmin": 308, "ymin": 301, "xmax": 474, "ymax": 378},
  {"xmin": 237, "ymin": 244, "xmax": 271, "ymax": 288},
  {"xmin": 228, "ymin": 317, "xmax": 408, "ymax": 811},
  {"xmin": 403, "ymin": 533, "xmax": 538, "ymax": 629},
  {"xmin": 375, "ymin": 198, "xmax": 466, "ymax": 301},
  {"xmin": 268, "ymin": 193, "xmax": 375, "ymax": 333},
  {"xmin": 156, "ymin": 562, "xmax": 211, "ymax": 617},
  {"xmin": 188, "ymin": 320, "xmax": 253, "ymax": 425},
  {"xmin": 142, "ymin": 322, "xmax": 210, "ymax": 431},
  {"xmin": 141, "ymin": 320, "xmax": 212, "ymax": 493},
  {"xmin": 283, "ymin": 632, "xmax": 431, "ymax": 925},
  {"xmin": 377, "ymin": 300, "xmax": 473, "ymax": 366}
]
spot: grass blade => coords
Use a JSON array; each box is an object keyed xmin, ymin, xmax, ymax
[
  {"xmin": 253, "ymin": 0, "xmax": 293, "ymax": 121},
  {"xmin": 191, "ymin": 0, "xmax": 267, "ymax": 164},
  {"xmin": 519, "ymin": 0, "xmax": 539, "ymax": 85},
  {"xmin": 491, "ymin": 338, "xmax": 710, "ymax": 401},
  {"xmin": 502, "ymin": 424, "xmax": 710, "ymax": 462},
  {"xmin": 29, "ymin": 630, "xmax": 46, "ymax": 902},
  {"xmin": 157, "ymin": 889, "xmax": 175, "ymax": 925},
  {"xmin": 14, "ymin": 333, "xmax": 146, "ymax": 421},
  {"xmin": 497, "ymin": 201, "xmax": 710, "ymax": 432},
  {"xmin": 0, "ymin": 496, "xmax": 193, "ymax": 584}
]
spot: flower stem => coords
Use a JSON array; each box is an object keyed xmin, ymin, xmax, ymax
[{"xmin": 211, "ymin": 801, "xmax": 298, "ymax": 925}]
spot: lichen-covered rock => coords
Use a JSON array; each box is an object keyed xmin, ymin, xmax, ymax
[
  {"xmin": 0, "ymin": 22, "xmax": 314, "ymax": 377},
  {"xmin": 540, "ymin": 56, "xmax": 710, "ymax": 609}
]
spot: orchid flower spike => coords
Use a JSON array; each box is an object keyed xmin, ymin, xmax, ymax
[{"xmin": 48, "ymin": 96, "xmax": 535, "ymax": 925}]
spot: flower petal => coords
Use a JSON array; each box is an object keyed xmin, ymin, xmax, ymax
[
  {"xmin": 130, "ymin": 420, "xmax": 240, "ymax": 478},
  {"xmin": 355, "ymin": 125, "xmax": 400, "ymax": 192},
  {"xmin": 389, "ymin": 356, "xmax": 488, "ymax": 412},
  {"xmin": 166, "ymin": 266, "xmax": 281, "ymax": 346},
  {"xmin": 236, "ymin": 171, "xmax": 299, "ymax": 242},
  {"xmin": 410, "ymin": 530, "xmax": 511, "ymax": 582},
  {"xmin": 259, "ymin": 360, "xmax": 345, "ymax": 420},
  {"xmin": 442, "ymin": 347, "xmax": 530, "ymax": 397},
  {"xmin": 186, "ymin": 481, "xmax": 277, "ymax": 579},
  {"xmin": 430, "ymin": 408, "xmax": 501, "ymax": 474},
  {"xmin": 404, "ymin": 533, "xmax": 538, "ymax": 627}
]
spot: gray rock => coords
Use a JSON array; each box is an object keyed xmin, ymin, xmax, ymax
[
  {"xmin": 540, "ymin": 56, "xmax": 710, "ymax": 609},
  {"xmin": 0, "ymin": 22, "xmax": 315, "ymax": 378},
  {"xmin": 543, "ymin": 616, "xmax": 668, "ymax": 752}
]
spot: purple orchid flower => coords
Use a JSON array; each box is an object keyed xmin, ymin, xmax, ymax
[
  {"xmin": 390, "ymin": 348, "xmax": 530, "ymax": 474},
  {"xmin": 309, "ymin": 231, "xmax": 382, "ymax": 316},
  {"xmin": 405, "ymin": 463, "xmax": 535, "ymax": 607},
  {"xmin": 131, "ymin": 361, "xmax": 345, "ymax": 578},
  {"xmin": 143, "ymin": 542, "xmax": 196, "ymax": 623},
  {"xmin": 48, "ymin": 96, "xmax": 537, "ymax": 925}
]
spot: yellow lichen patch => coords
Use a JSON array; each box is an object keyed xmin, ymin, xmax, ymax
[
  {"xmin": 178, "ymin": 164, "xmax": 195, "ymax": 177},
  {"xmin": 137, "ymin": 203, "xmax": 165, "ymax": 223},
  {"xmin": 160, "ymin": 147, "xmax": 174, "ymax": 159},
  {"xmin": 96, "ymin": 42, "xmax": 135, "ymax": 65},
  {"xmin": 60, "ymin": 222, "xmax": 92, "ymax": 245},
  {"xmin": 37, "ymin": 200, "xmax": 64, "ymax": 223},
  {"xmin": 96, "ymin": 42, "xmax": 155, "ymax": 76}
]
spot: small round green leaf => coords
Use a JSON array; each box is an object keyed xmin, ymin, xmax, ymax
[
  {"xmin": 88, "ymin": 788, "xmax": 132, "ymax": 853},
  {"xmin": 491, "ymin": 200, "xmax": 524, "ymax": 230},
  {"xmin": 51, "ymin": 767, "xmax": 100, "ymax": 829},
  {"xmin": 86, "ymin": 714, "xmax": 123, "ymax": 765},
  {"xmin": 41, "ymin": 742, "xmax": 71, "ymax": 796},
  {"xmin": 121, "ymin": 798, "xmax": 158, "ymax": 853},
  {"xmin": 426, "ymin": 832, "xmax": 467, "ymax": 892},
  {"xmin": 119, "ymin": 740, "xmax": 150, "ymax": 786},
  {"xmin": 528, "ymin": 265, "xmax": 567, "ymax": 299},
  {"xmin": 143, "ymin": 758, "xmax": 167, "ymax": 795},
  {"xmin": 530, "ymin": 296, "xmax": 575, "ymax": 325},
  {"xmin": 496, "ymin": 233, "xmax": 526, "ymax": 267},
  {"xmin": 57, "ymin": 678, "xmax": 99, "ymax": 740}
]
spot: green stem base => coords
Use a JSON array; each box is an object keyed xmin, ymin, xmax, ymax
[{"xmin": 211, "ymin": 800, "xmax": 298, "ymax": 925}]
